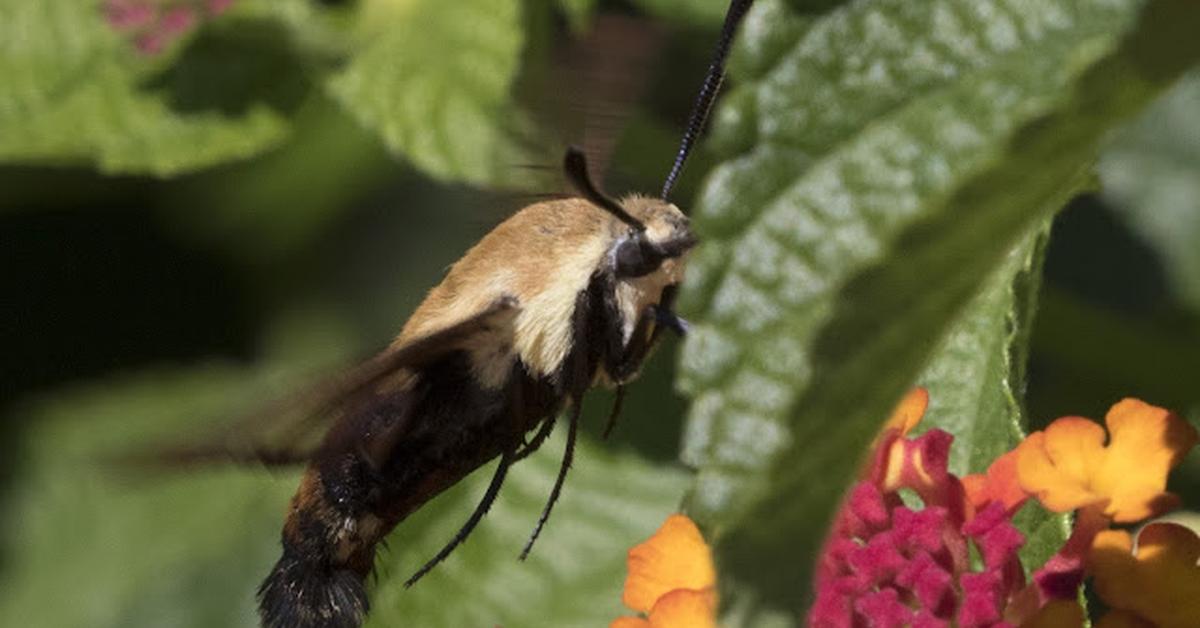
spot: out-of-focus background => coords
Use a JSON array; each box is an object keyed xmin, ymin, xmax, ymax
[
  {"xmin": 0, "ymin": 2, "xmax": 736, "ymax": 625},
  {"xmin": 2, "ymin": 0, "xmax": 1199, "ymax": 626}
]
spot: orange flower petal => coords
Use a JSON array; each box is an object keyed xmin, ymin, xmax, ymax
[
  {"xmin": 1092, "ymin": 399, "xmax": 1196, "ymax": 521},
  {"xmin": 964, "ymin": 448, "xmax": 1028, "ymax": 513},
  {"xmin": 622, "ymin": 514, "xmax": 716, "ymax": 614},
  {"xmin": 610, "ymin": 618, "xmax": 652, "ymax": 628},
  {"xmin": 863, "ymin": 388, "xmax": 931, "ymax": 482},
  {"xmin": 1019, "ymin": 599, "xmax": 1084, "ymax": 628},
  {"xmin": 647, "ymin": 588, "xmax": 718, "ymax": 628},
  {"xmin": 884, "ymin": 387, "xmax": 929, "ymax": 436},
  {"xmin": 1018, "ymin": 418, "xmax": 1108, "ymax": 512},
  {"xmin": 1090, "ymin": 523, "xmax": 1200, "ymax": 628},
  {"xmin": 1017, "ymin": 400, "xmax": 1196, "ymax": 522}
]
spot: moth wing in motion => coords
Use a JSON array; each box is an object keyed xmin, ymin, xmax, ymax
[{"xmin": 135, "ymin": 297, "xmax": 521, "ymax": 469}]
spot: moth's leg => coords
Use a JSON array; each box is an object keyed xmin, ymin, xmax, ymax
[
  {"xmin": 514, "ymin": 417, "xmax": 555, "ymax": 462},
  {"xmin": 648, "ymin": 284, "xmax": 683, "ymax": 345},
  {"xmin": 605, "ymin": 306, "xmax": 655, "ymax": 382},
  {"xmin": 602, "ymin": 285, "xmax": 685, "ymax": 437},
  {"xmin": 403, "ymin": 447, "xmax": 514, "ymax": 587},
  {"xmin": 520, "ymin": 396, "xmax": 581, "ymax": 560},
  {"xmin": 651, "ymin": 305, "xmax": 690, "ymax": 336},
  {"xmin": 403, "ymin": 364, "xmax": 528, "ymax": 587},
  {"xmin": 601, "ymin": 385, "xmax": 626, "ymax": 440},
  {"xmin": 603, "ymin": 286, "xmax": 686, "ymax": 384}
]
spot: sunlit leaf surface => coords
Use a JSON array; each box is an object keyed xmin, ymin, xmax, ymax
[{"xmin": 327, "ymin": 0, "xmax": 546, "ymax": 188}]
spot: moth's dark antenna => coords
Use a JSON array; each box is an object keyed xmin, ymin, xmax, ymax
[
  {"xmin": 661, "ymin": 0, "xmax": 755, "ymax": 200},
  {"xmin": 564, "ymin": 146, "xmax": 646, "ymax": 232}
]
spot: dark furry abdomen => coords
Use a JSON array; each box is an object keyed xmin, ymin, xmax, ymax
[
  {"xmin": 258, "ymin": 546, "xmax": 368, "ymax": 628},
  {"xmin": 257, "ymin": 353, "xmax": 560, "ymax": 628}
]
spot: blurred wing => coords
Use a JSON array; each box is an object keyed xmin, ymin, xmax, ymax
[
  {"xmin": 517, "ymin": 13, "xmax": 664, "ymax": 192},
  {"xmin": 568, "ymin": 14, "xmax": 665, "ymax": 186},
  {"xmin": 126, "ymin": 297, "xmax": 520, "ymax": 469}
]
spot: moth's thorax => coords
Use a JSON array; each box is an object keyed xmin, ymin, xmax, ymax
[{"xmin": 397, "ymin": 196, "xmax": 689, "ymax": 389}]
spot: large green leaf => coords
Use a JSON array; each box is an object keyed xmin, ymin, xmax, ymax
[
  {"xmin": 327, "ymin": 0, "xmax": 547, "ymax": 188},
  {"xmin": 0, "ymin": 0, "xmax": 312, "ymax": 176},
  {"xmin": 915, "ymin": 227, "xmax": 1048, "ymax": 475},
  {"xmin": 674, "ymin": 0, "xmax": 1200, "ymax": 614},
  {"xmin": 0, "ymin": 362, "xmax": 687, "ymax": 627}
]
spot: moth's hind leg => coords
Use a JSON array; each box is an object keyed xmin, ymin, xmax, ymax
[
  {"xmin": 519, "ymin": 395, "xmax": 581, "ymax": 560},
  {"xmin": 402, "ymin": 447, "xmax": 515, "ymax": 587},
  {"xmin": 514, "ymin": 415, "xmax": 555, "ymax": 462},
  {"xmin": 402, "ymin": 360, "xmax": 529, "ymax": 587}
]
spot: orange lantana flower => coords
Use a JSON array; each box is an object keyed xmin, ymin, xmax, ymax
[
  {"xmin": 1016, "ymin": 398, "xmax": 1197, "ymax": 522},
  {"xmin": 963, "ymin": 448, "xmax": 1028, "ymax": 514},
  {"xmin": 1089, "ymin": 522, "xmax": 1200, "ymax": 628},
  {"xmin": 882, "ymin": 386, "xmax": 928, "ymax": 435},
  {"xmin": 612, "ymin": 514, "xmax": 717, "ymax": 628}
]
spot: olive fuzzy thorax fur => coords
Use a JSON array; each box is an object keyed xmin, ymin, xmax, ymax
[{"xmin": 396, "ymin": 194, "xmax": 692, "ymax": 390}]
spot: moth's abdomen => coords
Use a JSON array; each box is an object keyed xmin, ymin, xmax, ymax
[
  {"xmin": 256, "ymin": 354, "xmax": 522, "ymax": 628},
  {"xmin": 258, "ymin": 465, "xmax": 379, "ymax": 628},
  {"xmin": 258, "ymin": 545, "xmax": 369, "ymax": 628}
]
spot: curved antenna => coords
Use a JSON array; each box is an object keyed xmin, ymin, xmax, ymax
[
  {"xmin": 661, "ymin": 0, "xmax": 756, "ymax": 200},
  {"xmin": 563, "ymin": 146, "xmax": 646, "ymax": 232}
]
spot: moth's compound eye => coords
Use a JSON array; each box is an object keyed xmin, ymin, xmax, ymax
[{"xmin": 615, "ymin": 237, "xmax": 663, "ymax": 278}]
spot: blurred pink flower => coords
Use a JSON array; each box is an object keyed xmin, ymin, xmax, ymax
[
  {"xmin": 159, "ymin": 6, "xmax": 196, "ymax": 35},
  {"xmin": 104, "ymin": 0, "xmax": 157, "ymax": 31},
  {"xmin": 103, "ymin": 0, "xmax": 237, "ymax": 55}
]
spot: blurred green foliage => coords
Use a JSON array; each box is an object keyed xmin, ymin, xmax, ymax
[{"xmin": 1, "ymin": 0, "xmax": 1198, "ymax": 626}]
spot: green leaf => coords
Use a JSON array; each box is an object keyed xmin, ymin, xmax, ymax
[
  {"xmin": 915, "ymin": 226, "xmax": 1048, "ymax": 475},
  {"xmin": 160, "ymin": 95, "xmax": 395, "ymax": 263},
  {"xmin": 327, "ymin": 0, "xmax": 546, "ymax": 188},
  {"xmin": 0, "ymin": 0, "xmax": 310, "ymax": 176},
  {"xmin": 1100, "ymin": 69, "xmax": 1200, "ymax": 312},
  {"xmin": 0, "ymin": 361, "xmax": 686, "ymax": 627},
  {"xmin": 674, "ymin": 0, "xmax": 1200, "ymax": 614}
]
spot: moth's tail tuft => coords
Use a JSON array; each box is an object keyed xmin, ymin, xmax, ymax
[{"xmin": 258, "ymin": 550, "xmax": 368, "ymax": 628}]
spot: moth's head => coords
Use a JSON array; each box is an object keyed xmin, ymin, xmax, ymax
[
  {"xmin": 608, "ymin": 195, "xmax": 694, "ymax": 280},
  {"xmin": 562, "ymin": 148, "xmax": 695, "ymax": 281}
]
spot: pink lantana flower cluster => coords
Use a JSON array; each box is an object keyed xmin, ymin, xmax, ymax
[
  {"xmin": 103, "ymin": 0, "xmax": 235, "ymax": 54},
  {"xmin": 810, "ymin": 389, "xmax": 1199, "ymax": 628},
  {"xmin": 810, "ymin": 389, "xmax": 1035, "ymax": 627}
]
